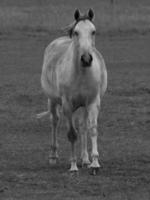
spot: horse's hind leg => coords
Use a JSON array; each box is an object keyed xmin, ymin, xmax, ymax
[{"xmin": 49, "ymin": 101, "xmax": 60, "ymax": 164}]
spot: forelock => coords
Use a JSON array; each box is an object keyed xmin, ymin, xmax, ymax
[
  {"xmin": 75, "ymin": 20, "xmax": 95, "ymax": 31},
  {"xmin": 68, "ymin": 16, "xmax": 94, "ymax": 37}
]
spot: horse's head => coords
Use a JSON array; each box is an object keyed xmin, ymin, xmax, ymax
[{"xmin": 71, "ymin": 9, "xmax": 96, "ymax": 68}]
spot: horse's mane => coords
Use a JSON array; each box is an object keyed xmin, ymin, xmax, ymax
[{"xmin": 62, "ymin": 21, "xmax": 76, "ymax": 37}]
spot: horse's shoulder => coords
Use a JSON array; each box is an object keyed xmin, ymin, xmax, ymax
[{"xmin": 45, "ymin": 36, "xmax": 71, "ymax": 56}]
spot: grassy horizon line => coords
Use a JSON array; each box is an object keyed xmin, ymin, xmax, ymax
[{"xmin": 0, "ymin": 2, "xmax": 150, "ymax": 36}]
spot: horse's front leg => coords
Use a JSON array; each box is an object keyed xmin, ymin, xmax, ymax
[
  {"xmin": 87, "ymin": 95, "xmax": 101, "ymax": 174},
  {"xmin": 78, "ymin": 111, "xmax": 90, "ymax": 167},
  {"xmin": 67, "ymin": 119, "xmax": 78, "ymax": 172}
]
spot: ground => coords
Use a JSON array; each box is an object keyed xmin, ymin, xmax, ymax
[{"xmin": 0, "ymin": 32, "xmax": 150, "ymax": 200}]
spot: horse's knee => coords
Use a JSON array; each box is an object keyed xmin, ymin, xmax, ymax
[
  {"xmin": 67, "ymin": 125, "xmax": 77, "ymax": 143},
  {"xmin": 87, "ymin": 120, "xmax": 98, "ymax": 137},
  {"xmin": 90, "ymin": 127, "xmax": 98, "ymax": 137}
]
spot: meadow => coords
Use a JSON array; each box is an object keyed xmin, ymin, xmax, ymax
[{"xmin": 0, "ymin": 0, "xmax": 150, "ymax": 199}]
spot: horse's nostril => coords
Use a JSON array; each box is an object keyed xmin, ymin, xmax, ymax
[
  {"xmin": 81, "ymin": 55, "xmax": 85, "ymax": 62},
  {"xmin": 81, "ymin": 53, "xmax": 93, "ymax": 67},
  {"xmin": 89, "ymin": 54, "xmax": 93, "ymax": 62}
]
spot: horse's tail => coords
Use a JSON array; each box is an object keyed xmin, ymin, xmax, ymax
[
  {"xmin": 36, "ymin": 110, "xmax": 50, "ymax": 119},
  {"xmin": 36, "ymin": 99, "xmax": 52, "ymax": 120}
]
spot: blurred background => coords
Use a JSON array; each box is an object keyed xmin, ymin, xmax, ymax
[{"xmin": 0, "ymin": 0, "xmax": 150, "ymax": 36}]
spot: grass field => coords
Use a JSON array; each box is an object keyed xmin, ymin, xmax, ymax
[
  {"xmin": 0, "ymin": 0, "xmax": 150, "ymax": 199},
  {"xmin": 0, "ymin": 33, "xmax": 150, "ymax": 199}
]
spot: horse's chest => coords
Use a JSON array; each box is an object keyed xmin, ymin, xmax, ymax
[
  {"xmin": 71, "ymin": 92, "xmax": 95, "ymax": 110},
  {"xmin": 60, "ymin": 70, "xmax": 99, "ymax": 109},
  {"xmin": 70, "ymin": 78, "xmax": 98, "ymax": 109}
]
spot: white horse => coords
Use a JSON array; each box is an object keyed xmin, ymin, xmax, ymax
[{"xmin": 37, "ymin": 9, "xmax": 107, "ymax": 174}]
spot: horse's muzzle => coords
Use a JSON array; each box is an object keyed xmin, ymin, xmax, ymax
[{"xmin": 81, "ymin": 53, "xmax": 93, "ymax": 67}]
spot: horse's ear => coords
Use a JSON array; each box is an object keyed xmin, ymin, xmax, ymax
[
  {"xmin": 88, "ymin": 8, "xmax": 94, "ymax": 21},
  {"xmin": 74, "ymin": 9, "xmax": 80, "ymax": 21}
]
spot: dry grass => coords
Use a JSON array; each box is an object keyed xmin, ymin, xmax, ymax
[{"xmin": 0, "ymin": 0, "xmax": 150, "ymax": 35}]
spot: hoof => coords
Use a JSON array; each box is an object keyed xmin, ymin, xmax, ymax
[
  {"xmin": 69, "ymin": 159, "xmax": 78, "ymax": 172},
  {"xmin": 69, "ymin": 170, "xmax": 79, "ymax": 177},
  {"xmin": 49, "ymin": 157, "xmax": 58, "ymax": 165},
  {"xmin": 89, "ymin": 167, "xmax": 99, "ymax": 176},
  {"xmin": 69, "ymin": 166, "xmax": 78, "ymax": 172},
  {"xmin": 82, "ymin": 161, "xmax": 91, "ymax": 168}
]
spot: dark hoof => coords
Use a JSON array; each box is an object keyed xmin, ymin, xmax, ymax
[
  {"xmin": 69, "ymin": 170, "xmax": 79, "ymax": 177},
  {"xmin": 82, "ymin": 162, "xmax": 91, "ymax": 169},
  {"xmin": 49, "ymin": 157, "xmax": 58, "ymax": 165},
  {"xmin": 89, "ymin": 167, "xmax": 99, "ymax": 175}
]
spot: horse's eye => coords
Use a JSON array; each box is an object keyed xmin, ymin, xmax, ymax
[
  {"xmin": 92, "ymin": 30, "xmax": 96, "ymax": 35},
  {"xmin": 74, "ymin": 31, "xmax": 79, "ymax": 36}
]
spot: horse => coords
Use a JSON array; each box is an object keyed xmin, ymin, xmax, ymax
[{"xmin": 37, "ymin": 9, "xmax": 107, "ymax": 175}]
